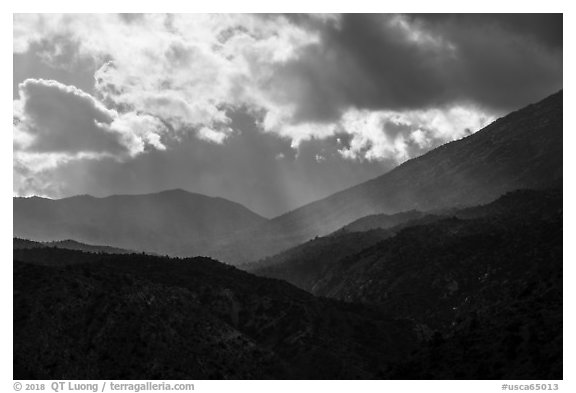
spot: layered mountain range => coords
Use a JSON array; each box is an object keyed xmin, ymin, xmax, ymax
[
  {"xmin": 214, "ymin": 90, "xmax": 562, "ymax": 263},
  {"xmin": 13, "ymin": 188, "xmax": 562, "ymax": 379},
  {"xmin": 13, "ymin": 90, "xmax": 563, "ymax": 379},
  {"xmin": 14, "ymin": 92, "xmax": 562, "ymax": 264}
]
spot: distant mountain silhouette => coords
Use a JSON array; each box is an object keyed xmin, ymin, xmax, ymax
[
  {"xmin": 14, "ymin": 238, "xmax": 133, "ymax": 255},
  {"xmin": 13, "ymin": 189, "xmax": 267, "ymax": 256},
  {"xmin": 216, "ymin": 91, "xmax": 562, "ymax": 264}
]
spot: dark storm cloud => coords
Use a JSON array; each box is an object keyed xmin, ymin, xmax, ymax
[
  {"xmin": 277, "ymin": 13, "xmax": 562, "ymax": 123},
  {"xmin": 414, "ymin": 13, "xmax": 563, "ymax": 110},
  {"xmin": 272, "ymin": 14, "xmax": 452, "ymax": 122},
  {"xmin": 414, "ymin": 14, "xmax": 562, "ymax": 49}
]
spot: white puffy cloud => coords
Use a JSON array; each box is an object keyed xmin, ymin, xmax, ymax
[
  {"xmin": 337, "ymin": 106, "xmax": 494, "ymax": 163},
  {"xmin": 14, "ymin": 78, "xmax": 167, "ymax": 157},
  {"xmin": 410, "ymin": 129, "xmax": 430, "ymax": 149},
  {"xmin": 13, "ymin": 13, "xmax": 499, "ymax": 199},
  {"xmin": 13, "ymin": 78, "xmax": 169, "ymax": 193},
  {"xmin": 14, "ymin": 14, "xmax": 322, "ymax": 139},
  {"xmin": 197, "ymin": 126, "xmax": 234, "ymax": 144},
  {"xmin": 15, "ymin": 78, "xmax": 122, "ymax": 155},
  {"xmin": 108, "ymin": 112, "xmax": 168, "ymax": 155}
]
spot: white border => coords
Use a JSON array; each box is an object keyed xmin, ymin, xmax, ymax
[{"xmin": 3, "ymin": 3, "xmax": 573, "ymax": 392}]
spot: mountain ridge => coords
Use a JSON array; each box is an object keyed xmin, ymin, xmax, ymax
[
  {"xmin": 13, "ymin": 237, "xmax": 134, "ymax": 255},
  {"xmin": 13, "ymin": 187, "xmax": 562, "ymax": 379},
  {"xmin": 14, "ymin": 188, "xmax": 268, "ymax": 257},
  {"xmin": 13, "ymin": 90, "xmax": 563, "ymax": 264},
  {"xmin": 247, "ymin": 188, "xmax": 560, "ymax": 293},
  {"xmin": 213, "ymin": 90, "xmax": 562, "ymax": 264},
  {"xmin": 14, "ymin": 188, "xmax": 263, "ymax": 214}
]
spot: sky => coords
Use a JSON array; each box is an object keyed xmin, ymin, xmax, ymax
[{"xmin": 13, "ymin": 14, "xmax": 562, "ymax": 217}]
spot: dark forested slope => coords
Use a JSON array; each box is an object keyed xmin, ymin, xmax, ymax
[{"xmin": 14, "ymin": 249, "xmax": 415, "ymax": 380}]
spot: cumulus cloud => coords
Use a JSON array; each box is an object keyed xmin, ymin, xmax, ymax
[
  {"xmin": 108, "ymin": 112, "xmax": 168, "ymax": 155},
  {"xmin": 197, "ymin": 126, "xmax": 234, "ymax": 144},
  {"xmin": 15, "ymin": 78, "xmax": 124, "ymax": 155},
  {"xmin": 14, "ymin": 78, "xmax": 167, "ymax": 157},
  {"xmin": 14, "ymin": 14, "xmax": 548, "ymax": 159},
  {"xmin": 12, "ymin": 13, "xmax": 562, "ymax": 202},
  {"xmin": 336, "ymin": 105, "xmax": 494, "ymax": 162},
  {"xmin": 14, "ymin": 14, "xmax": 321, "ymax": 133},
  {"xmin": 13, "ymin": 78, "xmax": 169, "ymax": 192}
]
